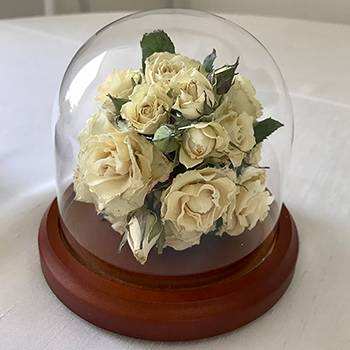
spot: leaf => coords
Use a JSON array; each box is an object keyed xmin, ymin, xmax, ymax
[
  {"xmin": 216, "ymin": 62, "xmax": 239, "ymax": 95},
  {"xmin": 207, "ymin": 217, "xmax": 223, "ymax": 236},
  {"xmin": 148, "ymin": 215, "xmax": 163, "ymax": 243},
  {"xmin": 172, "ymin": 148, "xmax": 180, "ymax": 168},
  {"xmin": 253, "ymin": 118, "xmax": 284, "ymax": 144},
  {"xmin": 107, "ymin": 94, "xmax": 129, "ymax": 114},
  {"xmin": 118, "ymin": 232, "xmax": 128, "ymax": 254},
  {"xmin": 202, "ymin": 93, "xmax": 215, "ymax": 115},
  {"xmin": 153, "ymin": 124, "xmax": 181, "ymax": 153},
  {"xmin": 203, "ymin": 48, "xmax": 217, "ymax": 73},
  {"xmin": 235, "ymin": 158, "xmax": 249, "ymax": 177},
  {"xmin": 170, "ymin": 109, "xmax": 194, "ymax": 128},
  {"xmin": 177, "ymin": 119, "xmax": 194, "ymax": 129},
  {"xmin": 114, "ymin": 115, "xmax": 131, "ymax": 132},
  {"xmin": 136, "ymin": 210, "xmax": 149, "ymax": 249},
  {"xmin": 203, "ymin": 156, "xmax": 225, "ymax": 168},
  {"xmin": 100, "ymin": 213, "xmax": 108, "ymax": 221},
  {"xmin": 131, "ymin": 77, "xmax": 137, "ymax": 89},
  {"xmin": 209, "ymin": 57, "xmax": 240, "ymax": 95},
  {"xmin": 140, "ymin": 30, "xmax": 175, "ymax": 72},
  {"xmin": 170, "ymin": 108, "xmax": 184, "ymax": 121},
  {"xmin": 167, "ymin": 88, "xmax": 174, "ymax": 99}
]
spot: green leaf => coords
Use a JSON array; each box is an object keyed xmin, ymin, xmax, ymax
[
  {"xmin": 202, "ymin": 156, "xmax": 227, "ymax": 169},
  {"xmin": 131, "ymin": 77, "xmax": 137, "ymax": 89},
  {"xmin": 170, "ymin": 109, "xmax": 195, "ymax": 128},
  {"xmin": 167, "ymin": 88, "xmax": 174, "ymax": 99},
  {"xmin": 203, "ymin": 48, "xmax": 217, "ymax": 73},
  {"xmin": 209, "ymin": 57, "xmax": 240, "ymax": 95},
  {"xmin": 140, "ymin": 30, "xmax": 175, "ymax": 72},
  {"xmin": 107, "ymin": 94, "xmax": 129, "ymax": 114},
  {"xmin": 153, "ymin": 124, "xmax": 181, "ymax": 153},
  {"xmin": 172, "ymin": 148, "xmax": 180, "ymax": 168},
  {"xmin": 148, "ymin": 215, "xmax": 163, "ymax": 243},
  {"xmin": 202, "ymin": 96, "xmax": 215, "ymax": 115},
  {"xmin": 253, "ymin": 117, "xmax": 284, "ymax": 144}
]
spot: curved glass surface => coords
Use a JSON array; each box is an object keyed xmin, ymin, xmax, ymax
[{"xmin": 54, "ymin": 9, "xmax": 293, "ymax": 276}]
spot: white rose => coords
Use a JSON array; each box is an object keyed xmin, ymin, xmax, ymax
[
  {"xmin": 215, "ymin": 103, "xmax": 256, "ymax": 167},
  {"xmin": 179, "ymin": 122, "xmax": 230, "ymax": 168},
  {"xmin": 74, "ymin": 117, "xmax": 172, "ymax": 220},
  {"xmin": 77, "ymin": 109, "xmax": 118, "ymax": 144},
  {"xmin": 145, "ymin": 52, "xmax": 205, "ymax": 84},
  {"xmin": 226, "ymin": 166, "xmax": 274, "ymax": 236},
  {"xmin": 163, "ymin": 220, "xmax": 203, "ymax": 251},
  {"xmin": 169, "ymin": 68, "xmax": 216, "ymax": 119},
  {"xmin": 95, "ymin": 69, "xmax": 144, "ymax": 112},
  {"xmin": 121, "ymin": 83, "xmax": 172, "ymax": 134},
  {"xmin": 161, "ymin": 167, "xmax": 237, "ymax": 250},
  {"xmin": 223, "ymin": 74, "xmax": 263, "ymax": 119}
]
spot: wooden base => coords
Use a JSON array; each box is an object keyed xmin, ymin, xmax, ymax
[{"xmin": 38, "ymin": 199, "xmax": 298, "ymax": 341}]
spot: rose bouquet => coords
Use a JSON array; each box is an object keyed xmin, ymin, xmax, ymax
[{"xmin": 73, "ymin": 30, "xmax": 283, "ymax": 264}]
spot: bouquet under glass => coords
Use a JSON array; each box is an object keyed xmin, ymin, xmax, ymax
[{"xmin": 73, "ymin": 30, "xmax": 283, "ymax": 265}]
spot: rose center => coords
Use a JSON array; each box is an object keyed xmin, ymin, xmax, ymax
[
  {"xmin": 187, "ymin": 79, "xmax": 198, "ymax": 99},
  {"xmin": 100, "ymin": 146, "xmax": 131, "ymax": 176},
  {"xmin": 184, "ymin": 184, "xmax": 214, "ymax": 214},
  {"xmin": 159, "ymin": 61, "xmax": 173, "ymax": 74},
  {"xmin": 156, "ymin": 60, "xmax": 176, "ymax": 80},
  {"xmin": 139, "ymin": 102, "xmax": 154, "ymax": 122},
  {"xmin": 188, "ymin": 128, "xmax": 215, "ymax": 156},
  {"xmin": 98, "ymin": 164, "xmax": 108, "ymax": 175}
]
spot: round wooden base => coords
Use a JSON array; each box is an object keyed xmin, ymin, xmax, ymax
[{"xmin": 38, "ymin": 199, "xmax": 298, "ymax": 341}]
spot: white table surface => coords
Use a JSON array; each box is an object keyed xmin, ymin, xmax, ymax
[{"xmin": 1, "ymin": 11, "xmax": 350, "ymax": 350}]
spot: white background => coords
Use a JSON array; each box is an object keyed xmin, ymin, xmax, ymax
[{"xmin": 0, "ymin": 0, "xmax": 350, "ymax": 25}]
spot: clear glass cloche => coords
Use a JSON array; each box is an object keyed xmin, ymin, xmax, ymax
[{"xmin": 54, "ymin": 9, "xmax": 293, "ymax": 278}]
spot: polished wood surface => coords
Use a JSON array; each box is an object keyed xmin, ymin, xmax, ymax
[{"xmin": 39, "ymin": 199, "xmax": 298, "ymax": 341}]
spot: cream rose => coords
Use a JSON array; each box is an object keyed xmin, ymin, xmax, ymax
[
  {"xmin": 163, "ymin": 220, "xmax": 203, "ymax": 251},
  {"xmin": 179, "ymin": 122, "xmax": 229, "ymax": 168},
  {"xmin": 145, "ymin": 52, "xmax": 205, "ymax": 84},
  {"xmin": 95, "ymin": 69, "xmax": 144, "ymax": 112},
  {"xmin": 74, "ymin": 116, "xmax": 172, "ymax": 220},
  {"xmin": 169, "ymin": 68, "xmax": 216, "ymax": 119},
  {"xmin": 161, "ymin": 167, "xmax": 237, "ymax": 250},
  {"xmin": 215, "ymin": 103, "xmax": 256, "ymax": 167},
  {"xmin": 226, "ymin": 166, "xmax": 274, "ymax": 236},
  {"xmin": 121, "ymin": 83, "xmax": 172, "ymax": 134},
  {"xmin": 223, "ymin": 74, "xmax": 263, "ymax": 119},
  {"xmin": 77, "ymin": 109, "xmax": 118, "ymax": 144}
]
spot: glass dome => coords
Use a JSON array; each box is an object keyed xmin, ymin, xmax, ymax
[{"xmin": 54, "ymin": 9, "xmax": 293, "ymax": 280}]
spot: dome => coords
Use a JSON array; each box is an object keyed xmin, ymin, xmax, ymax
[{"xmin": 54, "ymin": 9, "xmax": 293, "ymax": 279}]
